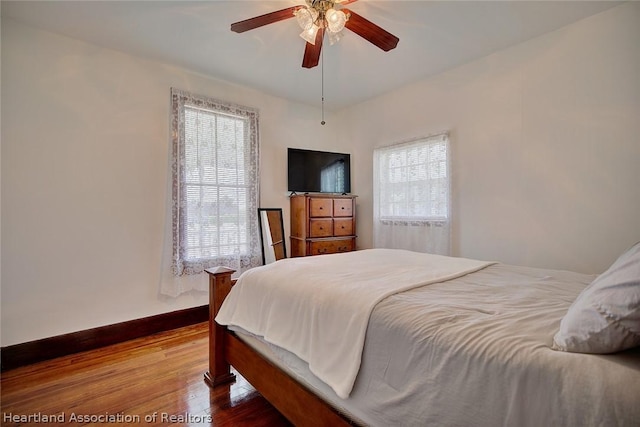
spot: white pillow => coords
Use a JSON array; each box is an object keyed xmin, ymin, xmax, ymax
[{"xmin": 553, "ymin": 242, "xmax": 640, "ymax": 354}]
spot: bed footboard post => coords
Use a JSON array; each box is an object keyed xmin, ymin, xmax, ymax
[{"xmin": 204, "ymin": 266, "xmax": 236, "ymax": 387}]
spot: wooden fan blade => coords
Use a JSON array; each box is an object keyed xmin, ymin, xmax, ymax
[
  {"xmin": 336, "ymin": 0, "xmax": 358, "ymax": 5},
  {"xmin": 302, "ymin": 27, "xmax": 325, "ymax": 69},
  {"xmin": 343, "ymin": 9, "xmax": 399, "ymax": 52},
  {"xmin": 231, "ymin": 6, "xmax": 299, "ymax": 33}
]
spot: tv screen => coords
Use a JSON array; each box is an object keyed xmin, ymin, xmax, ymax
[{"xmin": 288, "ymin": 148, "xmax": 351, "ymax": 194}]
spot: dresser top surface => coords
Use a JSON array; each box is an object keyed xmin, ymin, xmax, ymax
[{"xmin": 290, "ymin": 193, "xmax": 357, "ymax": 199}]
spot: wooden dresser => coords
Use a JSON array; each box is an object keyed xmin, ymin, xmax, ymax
[{"xmin": 290, "ymin": 194, "xmax": 357, "ymax": 257}]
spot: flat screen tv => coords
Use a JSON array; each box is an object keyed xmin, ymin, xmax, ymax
[{"xmin": 288, "ymin": 148, "xmax": 351, "ymax": 194}]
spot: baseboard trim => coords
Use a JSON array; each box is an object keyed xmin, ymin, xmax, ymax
[{"xmin": 1, "ymin": 305, "xmax": 209, "ymax": 372}]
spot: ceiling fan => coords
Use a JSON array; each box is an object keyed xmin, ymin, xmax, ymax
[{"xmin": 231, "ymin": 0, "xmax": 399, "ymax": 69}]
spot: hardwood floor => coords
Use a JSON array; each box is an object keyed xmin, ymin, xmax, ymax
[{"xmin": 1, "ymin": 323, "xmax": 291, "ymax": 426}]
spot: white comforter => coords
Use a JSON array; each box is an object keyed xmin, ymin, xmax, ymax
[
  {"xmin": 233, "ymin": 262, "xmax": 640, "ymax": 426},
  {"xmin": 215, "ymin": 248, "xmax": 493, "ymax": 398}
]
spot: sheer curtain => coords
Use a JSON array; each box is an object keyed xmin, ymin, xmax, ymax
[
  {"xmin": 162, "ymin": 88, "xmax": 261, "ymax": 297},
  {"xmin": 373, "ymin": 133, "xmax": 451, "ymax": 255}
]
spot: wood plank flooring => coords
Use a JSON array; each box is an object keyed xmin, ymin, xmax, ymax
[{"xmin": 1, "ymin": 323, "xmax": 291, "ymax": 426}]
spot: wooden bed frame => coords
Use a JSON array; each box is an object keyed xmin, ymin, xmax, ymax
[{"xmin": 204, "ymin": 267, "xmax": 356, "ymax": 426}]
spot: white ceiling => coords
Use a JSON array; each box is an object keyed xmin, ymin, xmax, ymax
[{"xmin": 1, "ymin": 1, "xmax": 622, "ymax": 110}]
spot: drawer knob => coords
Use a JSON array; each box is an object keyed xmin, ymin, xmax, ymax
[{"xmin": 341, "ymin": 207, "xmax": 345, "ymax": 210}]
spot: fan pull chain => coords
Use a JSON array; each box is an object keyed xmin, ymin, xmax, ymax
[{"xmin": 321, "ymin": 44, "xmax": 326, "ymax": 125}]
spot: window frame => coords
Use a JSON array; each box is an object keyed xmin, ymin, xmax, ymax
[
  {"xmin": 170, "ymin": 88, "xmax": 261, "ymax": 276},
  {"xmin": 373, "ymin": 134, "xmax": 450, "ymax": 224}
]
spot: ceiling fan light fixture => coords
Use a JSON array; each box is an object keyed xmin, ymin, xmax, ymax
[
  {"xmin": 295, "ymin": 7, "xmax": 318, "ymax": 31},
  {"xmin": 326, "ymin": 8, "xmax": 347, "ymax": 33},
  {"xmin": 300, "ymin": 24, "xmax": 320, "ymax": 45}
]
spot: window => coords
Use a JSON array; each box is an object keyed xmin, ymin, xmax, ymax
[
  {"xmin": 373, "ymin": 133, "xmax": 450, "ymax": 254},
  {"xmin": 171, "ymin": 88, "xmax": 261, "ymax": 276}
]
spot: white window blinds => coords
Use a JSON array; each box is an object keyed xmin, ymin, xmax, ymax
[
  {"xmin": 373, "ymin": 133, "xmax": 451, "ymax": 254},
  {"xmin": 171, "ymin": 88, "xmax": 260, "ymax": 276}
]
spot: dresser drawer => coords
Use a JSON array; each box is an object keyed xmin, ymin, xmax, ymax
[
  {"xmin": 333, "ymin": 218, "xmax": 353, "ymax": 236},
  {"xmin": 309, "ymin": 218, "xmax": 333, "ymax": 238},
  {"xmin": 309, "ymin": 198, "xmax": 332, "ymax": 217},
  {"xmin": 333, "ymin": 198, "xmax": 353, "ymax": 217},
  {"xmin": 309, "ymin": 238, "xmax": 355, "ymax": 255}
]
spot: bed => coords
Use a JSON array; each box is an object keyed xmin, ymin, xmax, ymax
[{"xmin": 204, "ymin": 246, "xmax": 640, "ymax": 426}]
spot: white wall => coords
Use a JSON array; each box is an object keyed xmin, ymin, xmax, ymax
[
  {"xmin": 338, "ymin": 2, "xmax": 640, "ymax": 273},
  {"xmin": 0, "ymin": 19, "xmax": 344, "ymax": 346}
]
